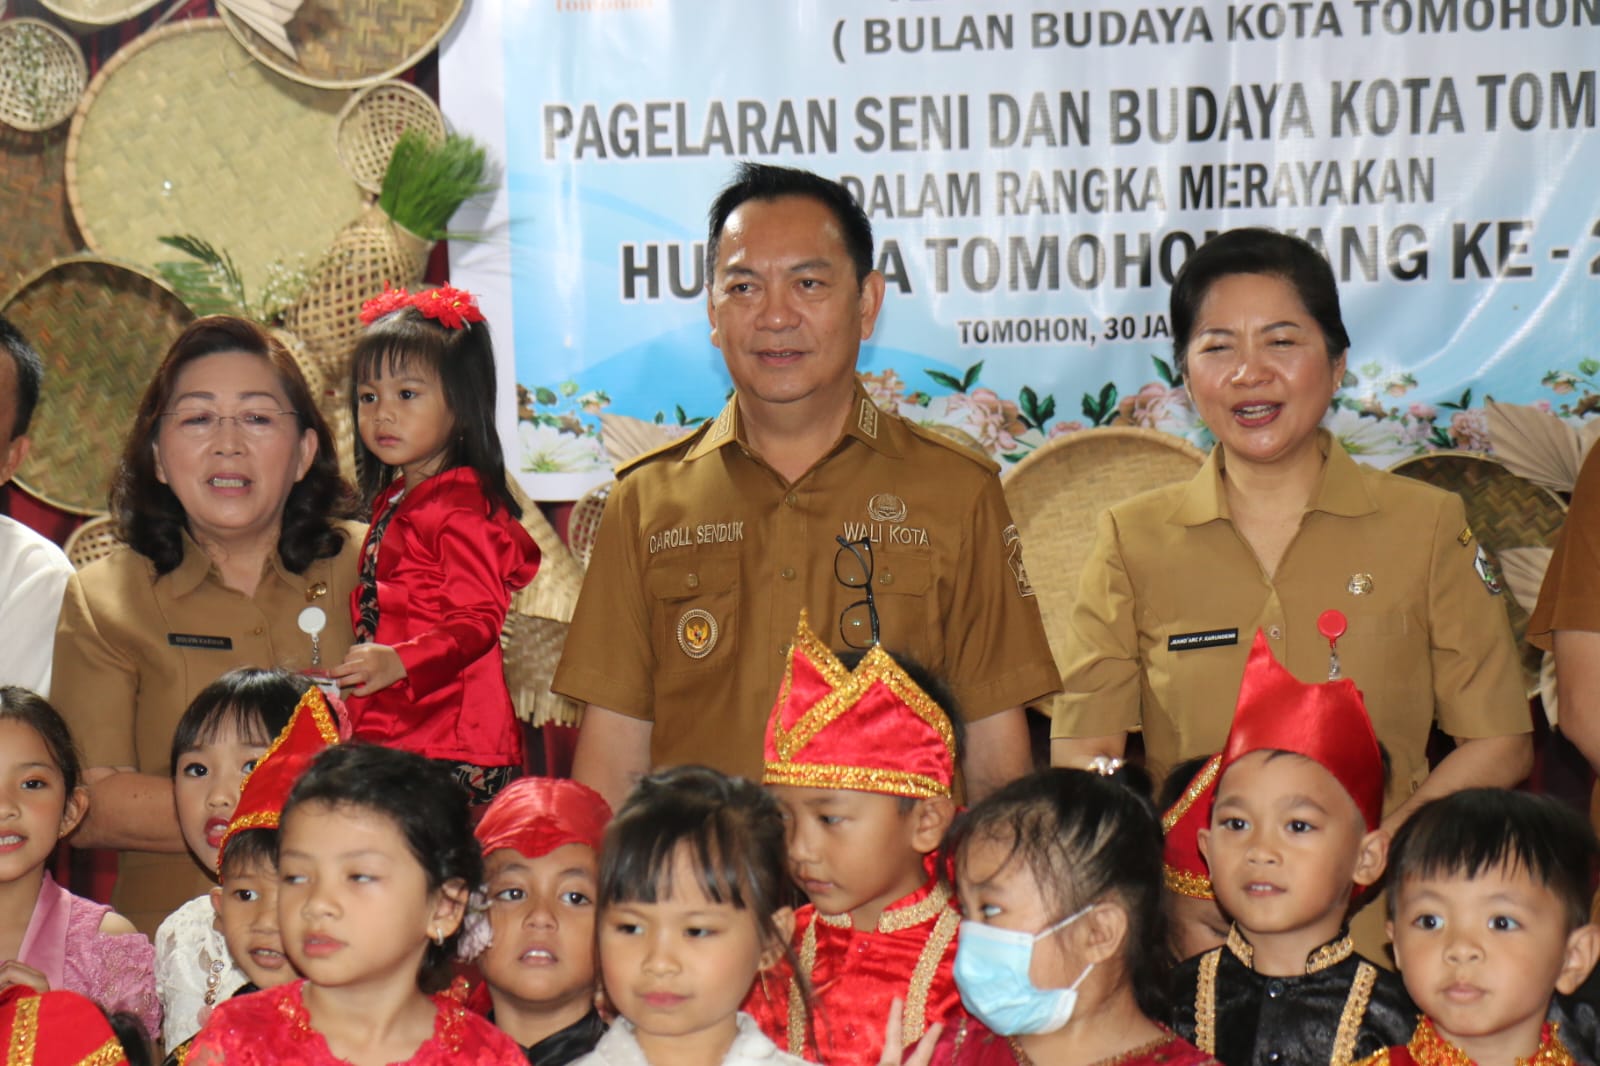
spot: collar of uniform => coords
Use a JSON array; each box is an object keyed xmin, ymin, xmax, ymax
[
  {"xmin": 165, "ymin": 530, "xmax": 298, "ymax": 597},
  {"xmin": 1171, "ymin": 429, "xmax": 1376, "ymax": 527},
  {"xmin": 1223, "ymin": 922, "xmax": 1354, "ymax": 974},
  {"xmin": 815, "ymin": 875, "xmax": 950, "ymax": 934},
  {"xmin": 682, "ymin": 378, "xmax": 904, "ymax": 463}
]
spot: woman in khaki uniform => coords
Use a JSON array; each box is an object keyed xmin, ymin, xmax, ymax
[
  {"xmin": 51, "ymin": 317, "xmax": 363, "ymax": 933},
  {"xmin": 1050, "ymin": 228, "xmax": 1532, "ymax": 837}
]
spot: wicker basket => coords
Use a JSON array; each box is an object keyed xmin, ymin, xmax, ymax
[
  {"xmin": 502, "ymin": 482, "xmax": 589, "ymax": 726},
  {"xmin": 1003, "ymin": 427, "xmax": 1208, "ymax": 717},
  {"xmin": 1389, "ymin": 451, "xmax": 1568, "ymax": 696},
  {"xmin": 63, "ymin": 515, "xmax": 122, "ymax": 569},
  {"xmin": 4, "ymin": 255, "xmax": 195, "ymax": 515},
  {"xmin": 36, "ymin": 0, "xmax": 163, "ymax": 34},
  {"xmin": 217, "ymin": 0, "xmax": 465, "ymax": 90},
  {"xmin": 284, "ymin": 201, "xmax": 433, "ymax": 391},
  {"xmin": 568, "ymin": 481, "xmax": 613, "ymax": 570},
  {"xmin": 335, "ymin": 80, "xmax": 445, "ymax": 195},
  {"xmin": 0, "ymin": 19, "xmax": 87, "ymax": 132},
  {"xmin": 0, "ymin": 124, "xmax": 78, "ymax": 295},
  {"xmin": 65, "ymin": 20, "xmax": 361, "ymax": 300}
]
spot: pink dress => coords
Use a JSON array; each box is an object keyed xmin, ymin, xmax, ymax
[
  {"xmin": 18, "ymin": 873, "xmax": 159, "ymax": 1041},
  {"xmin": 188, "ymin": 980, "xmax": 525, "ymax": 1065}
]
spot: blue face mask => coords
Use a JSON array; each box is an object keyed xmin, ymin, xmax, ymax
[{"xmin": 953, "ymin": 905, "xmax": 1096, "ymax": 1036}]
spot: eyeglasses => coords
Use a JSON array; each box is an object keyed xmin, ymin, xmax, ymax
[
  {"xmin": 834, "ymin": 535, "xmax": 880, "ymax": 649},
  {"xmin": 160, "ymin": 408, "xmax": 297, "ymax": 440}
]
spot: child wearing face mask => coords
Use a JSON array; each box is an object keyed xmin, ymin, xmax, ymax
[{"xmin": 944, "ymin": 765, "xmax": 1216, "ymax": 1066}]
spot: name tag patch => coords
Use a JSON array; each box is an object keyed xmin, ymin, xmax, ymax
[
  {"xmin": 167, "ymin": 633, "xmax": 233, "ymax": 651},
  {"xmin": 1168, "ymin": 628, "xmax": 1238, "ymax": 652}
]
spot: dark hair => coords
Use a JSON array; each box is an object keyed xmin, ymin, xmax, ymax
[
  {"xmin": 220, "ymin": 826, "xmax": 279, "ymax": 881},
  {"xmin": 1158, "ymin": 754, "xmax": 1218, "ymax": 814},
  {"xmin": 1386, "ymin": 788, "xmax": 1599, "ymax": 930},
  {"xmin": 283, "ymin": 744, "xmax": 481, "ymax": 992},
  {"xmin": 1245, "ymin": 742, "xmax": 1393, "ymax": 827},
  {"xmin": 1169, "ymin": 227, "xmax": 1351, "ymax": 380},
  {"xmin": 111, "ymin": 316, "xmax": 358, "ymax": 575},
  {"xmin": 169, "ymin": 667, "xmax": 303, "ymax": 776},
  {"xmin": 0, "ymin": 313, "xmax": 43, "ymax": 440},
  {"xmin": 0, "ymin": 686, "xmax": 81, "ymax": 794},
  {"xmin": 348, "ymin": 308, "xmax": 521, "ymax": 519},
  {"xmin": 948, "ymin": 766, "xmax": 1171, "ymax": 1020},
  {"xmin": 705, "ymin": 162, "xmax": 874, "ymax": 289},
  {"xmin": 103, "ymin": 1010, "xmax": 153, "ymax": 1066}
]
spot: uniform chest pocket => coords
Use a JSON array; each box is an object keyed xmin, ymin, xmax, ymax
[
  {"xmin": 647, "ymin": 555, "xmax": 740, "ymax": 673},
  {"xmin": 857, "ymin": 551, "xmax": 937, "ymax": 664}
]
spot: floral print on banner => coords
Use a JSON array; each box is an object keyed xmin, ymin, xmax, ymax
[{"xmin": 514, "ymin": 355, "xmax": 1600, "ymax": 475}]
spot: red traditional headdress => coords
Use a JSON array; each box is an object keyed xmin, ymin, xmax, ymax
[
  {"xmin": 358, "ymin": 284, "xmax": 485, "ymax": 329},
  {"xmin": 219, "ymin": 685, "xmax": 345, "ymax": 870},
  {"xmin": 475, "ymin": 777, "xmax": 612, "ymax": 860},
  {"xmin": 1162, "ymin": 754, "xmax": 1220, "ymax": 900},
  {"xmin": 0, "ymin": 986, "xmax": 130, "ymax": 1066},
  {"xmin": 762, "ymin": 611, "xmax": 956, "ymax": 799},
  {"xmin": 1219, "ymin": 631, "xmax": 1384, "ymax": 831}
]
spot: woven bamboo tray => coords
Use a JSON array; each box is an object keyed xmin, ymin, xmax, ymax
[
  {"xmin": 217, "ymin": 0, "xmax": 464, "ymax": 90},
  {"xmin": 37, "ymin": 0, "xmax": 163, "ymax": 34},
  {"xmin": 4, "ymin": 255, "xmax": 194, "ymax": 515},
  {"xmin": 0, "ymin": 124, "xmax": 78, "ymax": 295},
  {"xmin": 65, "ymin": 20, "xmax": 361, "ymax": 299},
  {"xmin": 0, "ymin": 19, "xmax": 86, "ymax": 132},
  {"xmin": 335, "ymin": 79, "xmax": 445, "ymax": 194},
  {"xmin": 1003, "ymin": 427, "xmax": 1208, "ymax": 717},
  {"xmin": 1389, "ymin": 450, "xmax": 1567, "ymax": 694},
  {"xmin": 63, "ymin": 515, "xmax": 121, "ymax": 569}
]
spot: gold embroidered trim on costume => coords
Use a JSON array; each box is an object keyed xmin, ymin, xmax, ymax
[
  {"xmin": 1306, "ymin": 935, "xmax": 1356, "ymax": 975},
  {"xmin": 1195, "ymin": 948, "xmax": 1220, "ymax": 1054},
  {"xmin": 1162, "ymin": 755, "xmax": 1221, "ymax": 832},
  {"xmin": 1163, "ymin": 866, "xmax": 1215, "ymax": 899},
  {"xmin": 225, "ymin": 810, "xmax": 280, "ymax": 835},
  {"xmin": 1403, "ymin": 1018, "xmax": 1573, "ymax": 1066},
  {"xmin": 814, "ymin": 881, "xmax": 952, "ymax": 934},
  {"xmin": 1224, "ymin": 924, "xmax": 1254, "ymax": 969},
  {"xmin": 1330, "ymin": 962, "xmax": 1377, "ymax": 1066},
  {"xmin": 789, "ymin": 917, "xmax": 820, "ymax": 1056},
  {"xmin": 83, "ymin": 1037, "xmax": 129, "ymax": 1065},
  {"xmin": 762, "ymin": 763, "xmax": 949, "ymax": 800},
  {"xmin": 9, "ymin": 995, "xmax": 37, "ymax": 1064},
  {"xmin": 903, "ymin": 906, "xmax": 959, "ymax": 1043}
]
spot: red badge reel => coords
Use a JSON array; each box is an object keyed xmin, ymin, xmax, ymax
[{"xmin": 1317, "ymin": 609, "xmax": 1347, "ymax": 680}]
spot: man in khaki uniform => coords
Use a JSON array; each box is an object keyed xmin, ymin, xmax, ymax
[
  {"xmin": 554, "ymin": 163, "xmax": 1060, "ymax": 809},
  {"xmin": 1050, "ymin": 431, "xmax": 1532, "ymax": 830},
  {"xmin": 1529, "ymin": 445, "xmax": 1600, "ymax": 772}
]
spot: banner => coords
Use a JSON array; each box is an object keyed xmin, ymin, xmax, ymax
[{"xmin": 441, "ymin": 0, "xmax": 1600, "ymax": 500}]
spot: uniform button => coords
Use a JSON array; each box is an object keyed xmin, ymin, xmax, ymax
[
  {"xmin": 685, "ymin": 573, "xmax": 700, "ymax": 589},
  {"xmin": 1266, "ymin": 980, "xmax": 1284, "ymax": 998},
  {"xmin": 878, "ymin": 571, "xmax": 894, "ymax": 587},
  {"xmin": 780, "ymin": 567, "xmax": 796, "ymax": 580},
  {"xmin": 1268, "ymin": 625, "xmax": 1282, "ymax": 640},
  {"xmin": 784, "ymin": 492, "xmax": 798, "ymax": 506},
  {"xmin": 1266, "ymin": 1053, "xmax": 1283, "ymax": 1064},
  {"xmin": 253, "ymin": 625, "xmax": 264, "ymax": 636}
]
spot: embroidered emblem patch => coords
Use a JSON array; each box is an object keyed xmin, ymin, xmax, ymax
[
  {"xmin": 856, "ymin": 397, "xmax": 879, "ymax": 439},
  {"xmin": 677, "ymin": 608, "xmax": 719, "ymax": 658},
  {"xmin": 1457, "ymin": 525, "xmax": 1474, "ymax": 547},
  {"xmin": 1474, "ymin": 545, "xmax": 1504, "ymax": 595},
  {"xmin": 868, "ymin": 493, "xmax": 907, "ymax": 523},
  {"xmin": 1002, "ymin": 524, "xmax": 1035, "ymax": 597},
  {"xmin": 1347, "ymin": 573, "xmax": 1374, "ymax": 596}
]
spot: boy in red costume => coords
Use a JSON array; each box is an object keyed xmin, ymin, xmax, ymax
[{"xmin": 746, "ymin": 611, "xmax": 964, "ymax": 1066}]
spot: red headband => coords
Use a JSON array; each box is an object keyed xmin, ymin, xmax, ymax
[
  {"xmin": 1220, "ymin": 631, "xmax": 1385, "ymax": 832},
  {"xmin": 220, "ymin": 685, "xmax": 345, "ymax": 871},
  {"xmin": 475, "ymin": 777, "xmax": 612, "ymax": 859},
  {"xmin": 359, "ymin": 285, "xmax": 485, "ymax": 330},
  {"xmin": 0, "ymin": 987, "xmax": 129, "ymax": 1066},
  {"xmin": 1162, "ymin": 754, "xmax": 1220, "ymax": 899},
  {"xmin": 763, "ymin": 611, "xmax": 955, "ymax": 799}
]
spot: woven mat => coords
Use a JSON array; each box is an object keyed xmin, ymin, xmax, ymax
[
  {"xmin": 336, "ymin": 80, "xmax": 445, "ymax": 194},
  {"xmin": 38, "ymin": 0, "xmax": 163, "ymax": 32},
  {"xmin": 1003, "ymin": 427, "xmax": 1207, "ymax": 717},
  {"xmin": 0, "ymin": 19, "xmax": 87, "ymax": 132},
  {"xmin": 5, "ymin": 256, "xmax": 194, "ymax": 515},
  {"xmin": 0, "ymin": 125, "xmax": 78, "ymax": 295},
  {"xmin": 1390, "ymin": 451, "xmax": 1568, "ymax": 694},
  {"xmin": 218, "ymin": 0, "xmax": 464, "ymax": 89},
  {"xmin": 66, "ymin": 20, "xmax": 361, "ymax": 298}
]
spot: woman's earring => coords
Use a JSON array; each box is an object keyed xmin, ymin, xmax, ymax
[{"xmin": 431, "ymin": 927, "xmax": 444, "ymax": 947}]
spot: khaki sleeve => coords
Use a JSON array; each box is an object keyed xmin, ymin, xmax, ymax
[
  {"xmin": 551, "ymin": 476, "xmax": 655, "ymax": 719},
  {"xmin": 943, "ymin": 474, "xmax": 1061, "ymax": 720},
  {"xmin": 50, "ymin": 569, "xmax": 139, "ymax": 768},
  {"xmin": 1050, "ymin": 507, "xmax": 1144, "ymax": 740},
  {"xmin": 1528, "ymin": 445, "xmax": 1600, "ymax": 649},
  {"xmin": 1429, "ymin": 491, "xmax": 1533, "ymax": 740}
]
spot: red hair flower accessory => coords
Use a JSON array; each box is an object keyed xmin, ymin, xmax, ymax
[
  {"xmin": 414, "ymin": 285, "xmax": 486, "ymax": 330},
  {"xmin": 359, "ymin": 286, "xmax": 413, "ymax": 325}
]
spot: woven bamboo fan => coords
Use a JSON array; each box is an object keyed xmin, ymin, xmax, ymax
[
  {"xmin": 568, "ymin": 481, "xmax": 613, "ymax": 570},
  {"xmin": 36, "ymin": 0, "xmax": 163, "ymax": 34},
  {"xmin": 218, "ymin": 0, "xmax": 465, "ymax": 90},
  {"xmin": 1003, "ymin": 427, "xmax": 1208, "ymax": 717},
  {"xmin": 0, "ymin": 19, "xmax": 87, "ymax": 132},
  {"xmin": 1389, "ymin": 451, "xmax": 1567, "ymax": 695},
  {"xmin": 66, "ymin": 20, "xmax": 361, "ymax": 300},
  {"xmin": 502, "ymin": 480, "xmax": 588, "ymax": 726},
  {"xmin": 336, "ymin": 81, "xmax": 445, "ymax": 195},
  {"xmin": 5, "ymin": 256, "xmax": 194, "ymax": 515},
  {"xmin": 0, "ymin": 124, "xmax": 77, "ymax": 294}
]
